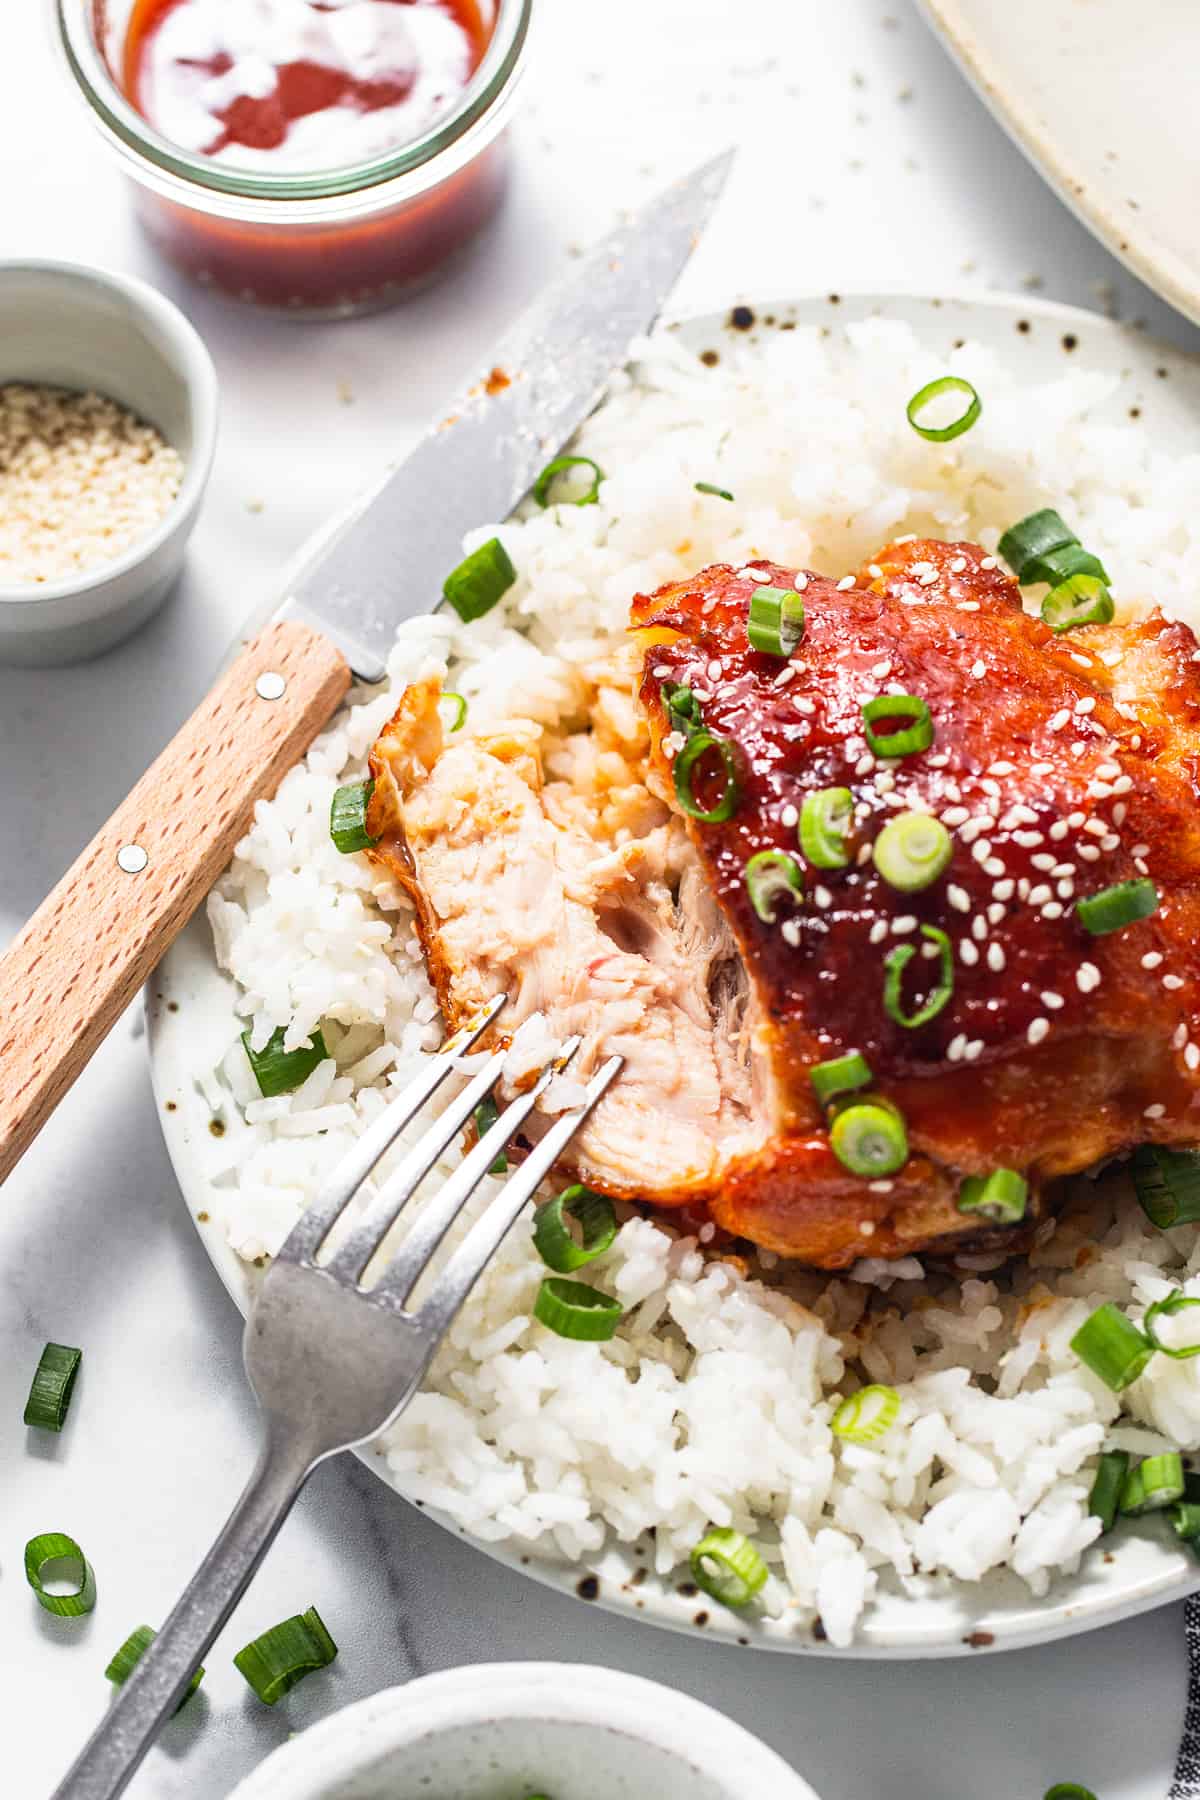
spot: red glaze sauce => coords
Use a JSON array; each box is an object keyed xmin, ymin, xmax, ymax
[{"xmin": 123, "ymin": 0, "xmax": 487, "ymax": 171}]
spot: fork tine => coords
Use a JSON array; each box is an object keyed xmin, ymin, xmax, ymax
[
  {"xmin": 371, "ymin": 1038, "xmax": 583, "ymax": 1304},
  {"xmin": 276, "ymin": 995, "xmax": 506, "ymax": 1264},
  {"xmin": 416, "ymin": 1054, "xmax": 623, "ymax": 1339}
]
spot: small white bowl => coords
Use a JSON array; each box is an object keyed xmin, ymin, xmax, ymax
[
  {"xmin": 0, "ymin": 259, "xmax": 218, "ymax": 666},
  {"xmin": 225, "ymin": 1663, "xmax": 817, "ymax": 1800}
]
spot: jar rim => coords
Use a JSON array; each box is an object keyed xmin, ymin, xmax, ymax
[{"xmin": 56, "ymin": 0, "xmax": 533, "ymax": 206}]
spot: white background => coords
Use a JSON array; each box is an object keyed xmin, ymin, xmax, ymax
[{"xmin": 3, "ymin": 2, "xmax": 1200, "ymax": 1796}]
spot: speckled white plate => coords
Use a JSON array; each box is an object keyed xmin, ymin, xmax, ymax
[
  {"xmin": 149, "ymin": 290, "xmax": 1200, "ymax": 1658},
  {"xmin": 918, "ymin": 0, "xmax": 1200, "ymax": 327}
]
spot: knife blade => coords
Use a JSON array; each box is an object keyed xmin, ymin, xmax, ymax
[
  {"xmin": 0, "ymin": 149, "xmax": 734, "ymax": 1186},
  {"xmin": 281, "ymin": 148, "xmax": 735, "ymax": 681}
]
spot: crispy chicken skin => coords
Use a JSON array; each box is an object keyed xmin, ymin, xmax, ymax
[{"xmin": 368, "ymin": 537, "xmax": 1200, "ymax": 1267}]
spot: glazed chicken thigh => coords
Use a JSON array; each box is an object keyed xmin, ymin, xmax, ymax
[{"xmin": 368, "ymin": 538, "xmax": 1200, "ymax": 1267}]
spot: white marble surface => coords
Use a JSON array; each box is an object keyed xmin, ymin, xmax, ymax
[{"xmin": 3, "ymin": 2, "xmax": 1199, "ymax": 1796}]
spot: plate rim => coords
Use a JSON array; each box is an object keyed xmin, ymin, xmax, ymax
[{"xmin": 149, "ymin": 284, "xmax": 1200, "ymax": 1658}]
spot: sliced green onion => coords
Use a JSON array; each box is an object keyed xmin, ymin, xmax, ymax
[
  {"xmin": 831, "ymin": 1384, "xmax": 900, "ymax": 1445},
  {"xmin": 747, "ymin": 585, "xmax": 805, "ymax": 657},
  {"xmin": 1070, "ymin": 1302, "xmax": 1153, "ymax": 1392},
  {"xmin": 1041, "ymin": 574, "xmax": 1115, "ymax": 634},
  {"xmin": 443, "ymin": 537, "xmax": 516, "ymax": 622},
  {"xmin": 1029, "ymin": 541, "xmax": 1111, "ymax": 588},
  {"xmin": 662, "ymin": 681, "xmax": 702, "ymax": 739},
  {"xmin": 810, "ymin": 1050, "xmax": 872, "ymax": 1108},
  {"xmin": 105, "ymin": 1626, "xmax": 204, "ymax": 1713},
  {"xmin": 829, "ymin": 1098, "xmax": 908, "ymax": 1177},
  {"xmin": 1075, "ymin": 878, "xmax": 1158, "ymax": 936},
  {"xmin": 533, "ymin": 1185, "xmax": 617, "ymax": 1273},
  {"xmin": 673, "ymin": 731, "xmax": 740, "ymax": 823},
  {"xmin": 1044, "ymin": 1786, "xmax": 1098, "ymax": 1800},
  {"xmin": 905, "ymin": 375, "xmax": 981, "ymax": 442},
  {"xmin": 24, "ymin": 1533, "xmax": 96, "ymax": 1617},
  {"xmin": 440, "ymin": 691, "xmax": 467, "ymax": 732},
  {"xmin": 1142, "ymin": 1292, "xmax": 1200, "ymax": 1360},
  {"xmin": 241, "ymin": 1026, "xmax": 328, "ymax": 1099},
  {"xmin": 861, "ymin": 694, "xmax": 934, "ymax": 759},
  {"xmin": 23, "ymin": 1342, "xmax": 81, "ymax": 1433},
  {"xmin": 694, "ymin": 481, "xmax": 733, "ymax": 501},
  {"xmin": 799, "ymin": 787, "xmax": 853, "ymax": 869},
  {"xmin": 1169, "ymin": 1500, "xmax": 1200, "ymax": 1545},
  {"xmin": 1132, "ymin": 1145, "xmax": 1200, "ymax": 1229},
  {"xmin": 329, "ymin": 780, "xmax": 378, "ymax": 854},
  {"xmin": 533, "ymin": 455, "xmax": 604, "ymax": 508},
  {"xmin": 474, "ymin": 1095, "xmax": 507, "ymax": 1176},
  {"xmin": 745, "ymin": 849, "xmax": 804, "ymax": 923},
  {"xmin": 234, "ymin": 1607, "xmax": 338, "ymax": 1705},
  {"xmin": 1088, "ymin": 1450, "xmax": 1130, "ymax": 1534},
  {"xmin": 883, "ymin": 925, "xmax": 954, "ymax": 1029},
  {"xmin": 872, "ymin": 811, "xmax": 952, "ymax": 892},
  {"xmin": 1120, "ymin": 1451, "xmax": 1185, "ymax": 1516},
  {"xmin": 689, "ymin": 1529, "xmax": 768, "ymax": 1609},
  {"xmin": 533, "ymin": 1277, "xmax": 623, "ymax": 1342},
  {"xmin": 998, "ymin": 509, "xmax": 1076, "ymax": 583},
  {"xmin": 956, "ymin": 1168, "xmax": 1028, "ymax": 1225}
]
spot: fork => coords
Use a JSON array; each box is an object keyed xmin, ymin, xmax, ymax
[{"xmin": 52, "ymin": 996, "xmax": 622, "ymax": 1800}]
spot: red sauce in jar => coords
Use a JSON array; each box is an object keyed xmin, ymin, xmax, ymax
[
  {"xmin": 104, "ymin": 0, "xmax": 508, "ymax": 313},
  {"xmin": 122, "ymin": 0, "xmax": 488, "ymax": 171}
]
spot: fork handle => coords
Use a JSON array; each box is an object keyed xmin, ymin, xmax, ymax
[{"xmin": 51, "ymin": 1429, "xmax": 317, "ymax": 1800}]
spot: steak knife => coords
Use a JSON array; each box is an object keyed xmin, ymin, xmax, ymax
[{"xmin": 0, "ymin": 152, "xmax": 733, "ymax": 1184}]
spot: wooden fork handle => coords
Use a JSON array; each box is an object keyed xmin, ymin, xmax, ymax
[{"xmin": 0, "ymin": 619, "xmax": 351, "ymax": 1185}]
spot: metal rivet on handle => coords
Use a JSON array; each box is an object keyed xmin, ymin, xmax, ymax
[
  {"xmin": 256, "ymin": 671, "xmax": 287, "ymax": 701},
  {"xmin": 117, "ymin": 844, "xmax": 149, "ymax": 875}
]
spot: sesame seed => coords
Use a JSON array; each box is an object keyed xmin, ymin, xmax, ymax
[
  {"xmin": 814, "ymin": 885, "xmax": 833, "ymax": 909},
  {"xmin": 1067, "ymin": 812, "xmax": 1087, "ymax": 830},
  {"xmin": 948, "ymin": 1034, "xmax": 967, "ymax": 1062},
  {"xmin": 959, "ymin": 941, "xmax": 979, "ymax": 966},
  {"xmin": 1129, "ymin": 843, "xmax": 1149, "ymax": 858},
  {"xmin": 872, "ymin": 659, "xmax": 891, "ymax": 678},
  {"xmin": 987, "ymin": 902, "xmax": 1006, "ymax": 924},
  {"xmin": 892, "ymin": 915, "xmax": 917, "ymax": 934},
  {"xmin": 1088, "ymin": 782, "xmax": 1113, "ymax": 800},
  {"xmin": 707, "ymin": 659, "xmax": 723, "ymax": 682},
  {"xmin": 1144, "ymin": 1103, "xmax": 1166, "ymax": 1120},
  {"xmin": 1100, "ymin": 650, "xmax": 1123, "ymax": 668},
  {"xmin": 1135, "ymin": 857, "xmax": 1150, "ymax": 876},
  {"xmin": 781, "ymin": 919, "xmax": 801, "ymax": 947},
  {"xmin": 950, "ymin": 556, "xmax": 967, "ymax": 573},
  {"xmin": 1048, "ymin": 710, "xmax": 1071, "ymax": 732},
  {"xmin": 992, "ymin": 880, "xmax": 1015, "ymax": 902},
  {"xmin": 1069, "ymin": 653, "xmax": 1092, "ymax": 670},
  {"xmin": 1041, "ymin": 901, "xmax": 1064, "ymax": 920},
  {"xmin": 1100, "ymin": 834, "xmax": 1121, "ymax": 852},
  {"xmin": 956, "ymin": 600, "xmax": 981, "ymax": 612},
  {"xmin": 979, "ymin": 778, "xmax": 1002, "ymax": 800},
  {"xmin": 1175, "ymin": 1024, "xmax": 1189, "ymax": 1050},
  {"xmin": 987, "ymin": 943, "xmax": 1005, "ymax": 972},
  {"xmin": 1096, "ymin": 761, "xmax": 1121, "ymax": 779},
  {"xmin": 1077, "ymin": 844, "xmax": 1101, "ymax": 862},
  {"xmin": 980, "ymin": 555, "xmax": 998, "ymax": 570},
  {"xmin": 1141, "ymin": 952, "xmax": 1164, "ymax": 970},
  {"xmin": 1084, "ymin": 818, "xmax": 1108, "ymax": 838},
  {"xmin": 1013, "ymin": 830, "xmax": 1046, "ymax": 849},
  {"xmin": 1075, "ymin": 696, "xmax": 1096, "ymax": 715},
  {"xmin": 874, "ymin": 770, "xmax": 897, "ymax": 793},
  {"xmin": 794, "ymin": 572, "xmax": 809, "ymax": 590},
  {"xmin": 781, "ymin": 803, "xmax": 799, "ymax": 829},
  {"xmin": 942, "ymin": 806, "xmax": 970, "ymax": 828},
  {"xmin": 1027, "ymin": 1018, "xmax": 1050, "ymax": 1045},
  {"xmin": 947, "ymin": 884, "xmax": 971, "ymax": 913},
  {"xmin": 1040, "ymin": 991, "xmax": 1065, "ymax": 1010},
  {"xmin": 857, "ymin": 843, "xmax": 874, "ymax": 867},
  {"xmin": 1027, "ymin": 885, "xmax": 1053, "ymax": 906},
  {"xmin": 1070, "ymin": 742, "xmax": 1089, "ymax": 759},
  {"xmin": 971, "ymin": 840, "xmax": 993, "ymax": 865},
  {"xmin": 1048, "ymin": 820, "xmax": 1070, "ymax": 842},
  {"xmin": 1112, "ymin": 776, "xmax": 1133, "ymax": 794},
  {"xmin": 1031, "ymin": 853, "xmax": 1057, "ymax": 871},
  {"xmin": 971, "ymin": 915, "xmax": 989, "ymax": 942},
  {"xmin": 1164, "ymin": 974, "xmax": 1185, "ymax": 991},
  {"xmin": 960, "ymin": 817, "xmax": 995, "ymax": 844},
  {"xmin": 965, "ymin": 1038, "xmax": 985, "ymax": 1061},
  {"xmin": 793, "ymin": 695, "xmax": 816, "ymax": 714},
  {"xmin": 855, "ymin": 754, "xmax": 874, "ymax": 776},
  {"xmin": 1031, "ymin": 763, "xmax": 1054, "ymax": 777},
  {"xmin": 1007, "ymin": 805, "xmax": 1040, "ymax": 827},
  {"xmin": 868, "ymin": 1178, "xmax": 894, "ymax": 1194},
  {"xmin": 869, "ymin": 919, "xmax": 889, "ymax": 944},
  {"xmin": 837, "ymin": 575, "xmax": 856, "ymax": 591},
  {"xmin": 652, "ymin": 664, "xmax": 671, "ymax": 678},
  {"xmin": 1077, "ymin": 964, "xmax": 1101, "ymax": 993},
  {"xmin": 772, "ymin": 666, "xmax": 798, "ymax": 688},
  {"xmin": 987, "ymin": 761, "xmax": 1016, "ymax": 777},
  {"xmin": 918, "ymin": 568, "xmax": 939, "ymax": 587},
  {"xmin": 982, "ymin": 857, "xmax": 1006, "ymax": 878},
  {"xmin": 868, "ymin": 565, "xmax": 883, "ymax": 580},
  {"xmin": 970, "ymin": 659, "xmax": 987, "ymax": 680},
  {"xmin": 1057, "ymin": 880, "xmax": 1075, "ymax": 899},
  {"xmin": 1187, "ymin": 1044, "xmax": 1200, "ymax": 1072},
  {"xmin": 926, "ymin": 752, "xmax": 951, "ymax": 769},
  {"xmin": 1112, "ymin": 802, "xmax": 1127, "ymax": 827}
]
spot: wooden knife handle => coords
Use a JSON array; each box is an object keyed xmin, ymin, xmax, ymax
[{"xmin": 0, "ymin": 619, "xmax": 351, "ymax": 1185}]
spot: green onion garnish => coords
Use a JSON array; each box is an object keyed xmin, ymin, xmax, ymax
[
  {"xmin": 810, "ymin": 1050, "xmax": 872, "ymax": 1107},
  {"xmin": 673, "ymin": 731, "xmax": 740, "ymax": 823},
  {"xmin": 998, "ymin": 509, "xmax": 1077, "ymax": 583},
  {"xmin": 234, "ymin": 1606, "xmax": 338, "ymax": 1705},
  {"xmin": 799, "ymin": 787, "xmax": 853, "ymax": 869},
  {"xmin": 443, "ymin": 537, "xmax": 516, "ymax": 622},
  {"xmin": 883, "ymin": 925, "xmax": 954, "ymax": 1029},
  {"xmin": 1044, "ymin": 1786, "xmax": 1099, "ymax": 1800},
  {"xmin": 956, "ymin": 1168, "xmax": 1027, "ymax": 1224},
  {"xmin": 533, "ymin": 1185, "xmax": 617, "ymax": 1274},
  {"xmin": 829, "ymin": 1097, "xmax": 908, "ymax": 1177},
  {"xmin": 694, "ymin": 481, "xmax": 733, "ymax": 501},
  {"xmin": 241, "ymin": 1026, "xmax": 328, "ymax": 1099},
  {"xmin": 440, "ymin": 691, "xmax": 468, "ymax": 732},
  {"xmin": 689, "ymin": 1529, "xmax": 768, "ymax": 1609},
  {"xmin": 533, "ymin": 455, "xmax": 604, "ymax": 508},
  {"xmin": 861, "ymin": 694, "xmax": 934, "ymax": 759},
  {"xmin": 1031, "ymin": 541, "xmax": 1111, "ymax": 588},
  {"xmin": 474, "ymin": 1095, "xmax": 507, "ymax": 1175},
  {"xmin": 745, "ymin": 848, "xmax": 804, "ymax": 922},
  {"xmin": 1131, "ymin": 1145, "xmax": 1200, "ymax": 1229},
  {"xmin": 23, "ymin": 1342, "xmax": 81, "ymax": 1433},
  {"xmin": 329, "ymin": 780, "xmax": 378, "ymax": 854},
  {"xmin": 1070, "ymin": 1302, "xmax": 1153, "ymax": 1391},
  {"xmin": 533, "ymin": 1277, "xmax": 623, "ymax": 1341},
  {"xmin": 663, "ymin": 681, "xmax": 702, "ymax": 739},
  {"xmin": 1142, "ymin": 1292, "xmax": 1200, "ymax": 1360},
  {"xmin": 1041, "ymin": 574, "xmax": 1115, "ymax": 634},
  {"xmin": 105, "ymin": 1626, "xmax": 204, "ymax": 1713},
  {"xmin": 905, "ymin": 375, "xmax": 982, "ymax": 442},
  {"xmin": 872, "ymin": 811, "xmax": 952, "ymax": 892},
  {"xmin": 1088, "ymin": 1450, "xmax": 1130, "ymax": 1534},
  {"xmin": 1075, "ymin": 878, "xmax": 1158, "ymax": 935},
  {"xmin": 1120, "ymin": 1451, "xmax": 1185, "ymax": 1516},
  {"xmin": 747, "ymin": 585, "xmax": 805, "ymax": 657},
  {"xmin": 24, "ymin": 1533, "xmax": 96, "ymax": 1617},
  {"xmin": 1169, "ymin": 1500, "xmax": 1200, "ymax": 1546},
  {"xmin": 831, "ymin": 1383, "xmax": 900, "ymax": 1444}
]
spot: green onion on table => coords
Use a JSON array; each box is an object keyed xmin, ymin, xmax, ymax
[
  {"xmin": 234, "ymin": 1606, "xmax": 338, "ymax": 1705},
  {"xmin": 106, "ymin": 1627, "xmax": 204, "ymax": 1713},
  {"xmin": 24, "ymin": 1532, "xmax": 96, "ymax": 1617},
  {"xmin": 23, "ymin": 1341, "xmax": 82, "ymax": 1432}
]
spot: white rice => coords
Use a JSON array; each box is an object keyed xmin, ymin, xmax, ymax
[{"xmin": 206, "ymin": 320, "xmax": 1200, "ymax": 1644}]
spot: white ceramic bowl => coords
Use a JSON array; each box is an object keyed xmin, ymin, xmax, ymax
[
  {"xmin": 225, "ymin": 1663, "xmax": 814, "ymax": 1800},
  {"xmin": 0, "ymin": 259, "xmax": 218, "ymax": 665}
]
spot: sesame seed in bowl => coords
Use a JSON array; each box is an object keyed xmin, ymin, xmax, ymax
[{"xmin": 0, "ymin": 260, "xmax": 218, "ymax": 667}]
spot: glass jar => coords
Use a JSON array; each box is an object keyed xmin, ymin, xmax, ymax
[{"xmin": 56, "ymin": 0, "xmax": 533, "ymax": 318}]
